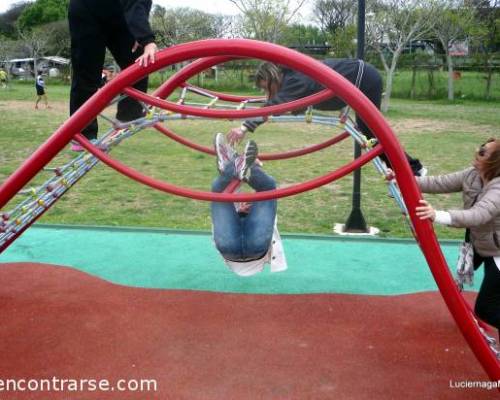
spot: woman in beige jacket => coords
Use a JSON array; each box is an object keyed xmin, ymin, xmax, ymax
[{"xmin": 415, "ymin": 138, "xmax": 500, "ymax": 335}]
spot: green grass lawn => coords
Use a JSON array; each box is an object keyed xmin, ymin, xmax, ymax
[
  {"xmin": 390, "ymin": 69, "xmax": 500, "ymax": 101},
  {"xmin": 0, "ymin": 82, "xmax": 498, "ymax": 239}
]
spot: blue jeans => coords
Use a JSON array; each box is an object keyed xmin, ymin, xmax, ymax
[{"xmin": 211, "ymin": 164, "xmax": 277, "ymax": 261}]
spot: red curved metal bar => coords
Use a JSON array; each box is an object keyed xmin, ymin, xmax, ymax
[
  {"xmin": 154, "ymin": 123, "xmax": 350, "ymax": 161},
  {"xmin": 74, "ymin": 133, "xmax": 382, "ymax": 202},
  {"xmin": 153, "ymin": 55, "xmax": 345, "ymax": 161},
  {"xmin": 261, "ymin": 131, "xmax": 350, "ymax": 160},
  {"xmin": 153, "ymin": 55, "xmax": 266, "ymax": 103},
  {"xmin": 0, "ymin": 38, "xmax": 498, "ymax": 380},
  {"xmin": 154, "ymin": 123, "xmax": 214, "ymax": 155},
  {"xmin": 125, "ymin": 86, "xmax": 335, "ymax": 119},
  {"xmin": 154, "ymin": 56, "xmax": 235, "ymax": 100},
  {"xmin": 180, "ymin": 83, "xmax": 266, "ymax": 103},
  {"xmin": 224, "ymin": 179, "xmax": 241, "ymax": 193}
]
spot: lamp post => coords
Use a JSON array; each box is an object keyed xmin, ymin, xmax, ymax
[{"xmin": 344, "ymin": 0, "xmax": 368, "ymax": 233}]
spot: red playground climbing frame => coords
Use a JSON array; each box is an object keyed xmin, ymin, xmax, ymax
[{"xmin": 0, "ymin": 38, "xmax": 498, "ymax": 382}]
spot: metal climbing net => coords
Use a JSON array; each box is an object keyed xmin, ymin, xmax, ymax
[{"xmin": 0, "ymin": 84, "xmax": 406, "ymax": 250}]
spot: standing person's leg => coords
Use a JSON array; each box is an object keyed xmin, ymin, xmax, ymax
[
  {"xmin": 69, "ymin": 0, "xmax": 107, "ymax": 140},
  {"xmin": 105, "ymin": 6, "xmax": 148, "ymax": 123},
  {"xmin": 242, "ymin": 166, "xmax": 277, "ymax": 258},
  {"xmin": 211, "ymin": 163, "xmax": 243, "ymax": 261},
  {"xmin": 474, "ymin": 257, "xmax": 500, "ymax": 337},
  {"xmin": 358, "ymin": 63, "xmax": 424, "ymax": 175}
]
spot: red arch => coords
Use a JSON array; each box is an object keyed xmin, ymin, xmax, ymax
[
  {"xmin": 153, "ymin": 55, "xmax": 336, "ymax": 161},
  {"xmin": 0, "ymin": 39, "xmax": 498, "ymax": 381},
  {"xmin": 154, "ymin": 123, "xmax": 351, "ymax": 161},
  {"xmin": 179, "ymin": 83, "xmax": 266, "ymax": 103},
  {"xmin": 152, "ymin": 55, "xmax": 265, "ymax": 103},
  {"xmin": 74, "ymin": 133, "xmax": 382, "ymax": 202}
]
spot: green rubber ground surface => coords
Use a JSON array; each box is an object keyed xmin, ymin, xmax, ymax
[{"xmin": 0, "ymin": 224, "xmax": 482, "ymax": 295}]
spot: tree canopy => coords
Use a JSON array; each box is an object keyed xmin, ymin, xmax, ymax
[
  {"xmin": 0, "ymin": 1, "xmax": 31, "ymax": 37},
  {"xmin": 17, "ymin": 0, "xmax": 68, "ymax": 31}
]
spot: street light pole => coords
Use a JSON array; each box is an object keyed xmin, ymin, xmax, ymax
[{"xmin": 344, "ymin": 0, "xmax": 368, "ymax": 233}]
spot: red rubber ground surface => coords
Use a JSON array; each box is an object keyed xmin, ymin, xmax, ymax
[{"xmin": 0, "ymin": 262, "xmax": 497, "ymax": 399}]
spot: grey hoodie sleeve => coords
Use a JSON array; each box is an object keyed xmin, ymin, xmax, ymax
[
  {"xmin": 448, "ymin": 182, "xmax": 500, "ymax": 228},
  {"xmin": 416, "ymin": 168, "xmax": 472, "ymax": 194}
]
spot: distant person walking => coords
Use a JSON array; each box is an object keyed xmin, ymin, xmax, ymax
[{"xmin": 35, "ymin": 73, "xmax": 50, "ymax": 109}]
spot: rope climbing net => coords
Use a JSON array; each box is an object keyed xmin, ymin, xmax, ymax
[{"xmin": 0, "ymin": 39, "xmax": 498, "ymax": 381}]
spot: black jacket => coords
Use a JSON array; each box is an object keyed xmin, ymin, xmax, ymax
[
  {"xmin": 243, "ymin": 59, "xmax": 363, "ymax": 132},
  {"xmin": 120, "ymin": 0, "xmax": 155, "ymax": 46}
]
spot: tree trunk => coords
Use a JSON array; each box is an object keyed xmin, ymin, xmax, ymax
[
  {"xmin": 446, "ymin": 52, "xmax": 454, "ymax": 101},
  {"xmin": 33, "ymin": 57, "xmax": 38, "ymax": 80},
  {"xmin": 428, "ymin": 67, "xmax": 435, "ymax": 98},
  {"xmin": 381, "ymin": 68, "xmax": 393, "ymax": 113},
  {"xmin": 410, "ymin": 65, "xmax": 417, "ymax": 99},
  {"xmin": 381, "ymin": 55, "xmax": 399, "ymax": 113},
  {"xmin": 485, "ymin": 66, "xmax": 493, "ymax": 100}
]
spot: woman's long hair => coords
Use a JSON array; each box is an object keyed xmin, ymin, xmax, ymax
[
  {"xmin": 481, "ymin": 138, "xmax": 500, "ymax": 181},
  {"xmin": 254, "ymin": 62, "xmax": 282, "ymax": 95}
]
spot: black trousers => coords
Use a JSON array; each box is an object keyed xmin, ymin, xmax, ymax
[
  {"xmin": 69, "ymin": 0, "xmax": 148, "ymax": 140},
  {"xmin": 474, "ymin": 253, "xmax": 500, "ymax": 332},
  {"xmin": 318, "ymin": 63, "xmax": 423, "ymax": 175}
]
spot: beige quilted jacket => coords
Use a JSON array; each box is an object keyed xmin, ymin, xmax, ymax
[{"xmin": 417, "ymin": 167, "xmax": 500, "ymax": 257}]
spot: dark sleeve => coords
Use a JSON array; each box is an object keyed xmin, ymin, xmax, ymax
[
  {"xmin": 243, "ymin": 71, "xmax": 315, "ymax": 132},
  {"xmin": 120, "ymin": 0, "xmax": 155, "ymax": 46}
]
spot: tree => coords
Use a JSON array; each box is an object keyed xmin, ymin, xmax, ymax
[
  {"xmin": 18, "ymin": 26, "xmax": 50, "ymax": 76},
  {"xmin": 17, "ymin": 0, "xmax": 69, "ymax": 31},
  {"xmin": 43, "ymin": 20, "xmax": 70, "ymax": 57},
  {"xmin": 326, "ymin": 24, "xmax": 357, "ymax": 57},
  {"xmin": 313, "ymin": 0, "xmax": 356, "ymax": 34},
  {"xmin": 151, "ymin": 5, "xmax": 172, "ymax": 48},
  {"xmin": 151, "ymin": 6, "xmax": 236, "ymax": 47},
  {"xmin": 280, "ymin": 23, "xmax": 325, "ymax": 46},
  {"xmin": 468, "ymin": 0, "xmax": 500, "ymax": 99},
  {"xmin": 432, "ymin": 0, "xmax": 476, "ymax": 100},
  {"xmin": 229, "ymin": 0, "xmax": 307, "ymax": 42},
  {"xmin": 366, "ymin": 0, "xmax": 437, "ymax": 111},
  {"xmin": 0, "ymin": 1, "xmax": 31, "ymax": 38},
  {"xmin": 0, "ymin": 34, "xmax": 16, "ymax": 67},
  {"xmin": 209, "ymin": 14, "xmax": 244, "ymax": 39}
]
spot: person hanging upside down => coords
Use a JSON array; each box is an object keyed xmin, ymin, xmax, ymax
[
  {"xmin": 211, "ymin": 133, "xmax": 287, "ymax": 277},
  {"xmin": 414, "ymin": 138, "xmax": 500, "ymax": 337},
  {"xmin": 228, "ymin": 60, "xmax": 426, "ymax": 176}
]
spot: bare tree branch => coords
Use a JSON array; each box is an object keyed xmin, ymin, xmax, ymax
[
  {"xmin": 366, "ymin": 0, "xmax": 437, "ymax": 111},
  {"xmin": 229, "ymin": 0, "xmax": 307, "ymax": 42}
]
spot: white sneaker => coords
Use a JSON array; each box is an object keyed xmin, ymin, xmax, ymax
[
  {"xmin": 214, "ymin": 132, "xmax": 236, "ymax": 173},
  {"xmin": 235, "ymin": 140, "xmax": 258, "ymax": 181}
]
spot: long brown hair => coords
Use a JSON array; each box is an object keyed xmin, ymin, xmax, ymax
[
  {"xmin": 480, "ymin": 138, "xmax": 500, "ymax": 181},
  {"xmin": 254, "ymin": 62, "xmax": 282, "ymax": 94}
]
